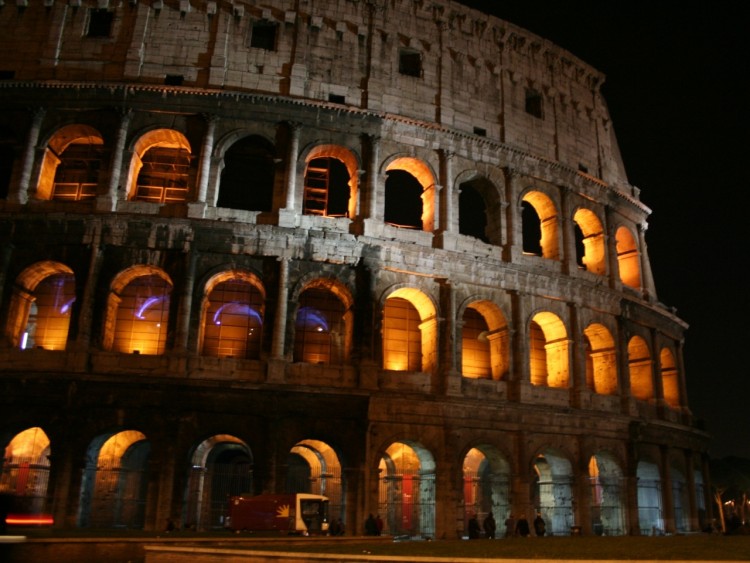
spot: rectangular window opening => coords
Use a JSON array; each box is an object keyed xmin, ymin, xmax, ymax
[
  {"xmin": 328, "ymin": 94, "xmax": 346, "ymax": 104},
  {"xmin": 250, "ymin": 20, "xmax": 278, "ymax": 51},
  {"xmin": 87, "ymin": 9, "xmax": 114, "ymax": 38},
  {"xmin": 525, "ymin": 89, "xmax": 544, "ymax": 119},
  {"xmin": 473, "ymin": 127, "xmax": 487, "ymax": 137},
  {"xmin": 165, "ymin": 75, "xmax": 184, "ymax": 86},
  {"xmin": 399, "ymin": 49, "xmax": 422, "ymax": 78}
]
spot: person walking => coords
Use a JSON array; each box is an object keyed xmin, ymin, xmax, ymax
[
  {"xmin": 468, "ymin": 513, "xmax": 481, "ymax": 539},
  {"xmin": 515, "ymin": 513, "xmax": 530, "ymax": 537},
  {"xmin": 504, "ymin": 513, "xmax": 516, "ymax": 538},
  {"xmin": 533, "ymin": 512, "xmax": 546, "ymax": 537},
  {"xmin": 483, "ymin": 512, "xmax": 496, "ymax": 539}
]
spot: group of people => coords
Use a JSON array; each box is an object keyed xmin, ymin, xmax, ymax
[
  {"xmin": 468, "ymin": 511, "xmax": 546, "ymax": 539},
  {"xmin": 364, "ymin": 513, "xmax": 384, "ymax": 536}
]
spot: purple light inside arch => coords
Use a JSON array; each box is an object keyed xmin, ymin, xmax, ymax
[
  {"xmin": 297, "ymin": 307, "xmax": 329, "ymax": 332},
  {"xmin": 213, "ymin": 303, "xmax": 263, "ymax": 325},
  {"xmin": 136, "ymin": 296, "xmax": 164, "ymax": 319}
]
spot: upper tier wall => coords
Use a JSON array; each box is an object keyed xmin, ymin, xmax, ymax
[{"xmin": 0, "ymin": 0, "xmax": 630, "ymax": 189}]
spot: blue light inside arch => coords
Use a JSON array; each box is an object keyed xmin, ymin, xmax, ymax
[
  {"xmin": 212, "ymin": 303, "xmax": 263, "ymax": 326},
  {"xmin": 296, "ymin": 307, "xmax": 329, "ymax": 332},
  {"xmin": 136, "ymin": 296, "xmax": 165, "ymax": 319}
]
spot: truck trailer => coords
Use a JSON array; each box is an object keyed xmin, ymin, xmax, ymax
[{"xmin": 225, "ymin": 493, "xmax": 329, "ymax": 535}]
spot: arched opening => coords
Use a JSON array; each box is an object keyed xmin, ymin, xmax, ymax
[
  {"xmin": 294, "ymin": 287, "xmax": 348, "ymax": 365},
  {"xmin": 458, "ymin": 183, "xmax": 489, "ymax": 243},
  {"xmin": 628, "ymin": 336, "xmax": 654, "ymax": 401},
  {"xmin": 616, "ymin": 226, "xmax": 642, "ymax": 289},
  {"xmin": 184, "ymin": 435, "xmax": 253, "ymax": 530},
  {"xmin": 382, "ymin": 288, "xmax": 437, "ymax": 373},
  {"xmin": 533, "ymin": 449, "xmax": 574, "ymax": 535},
  {"xmin": 589, "ymin": 452, "xmax": 626, "ymax": 536},
  {"xmin": 0, "ymin": 427, "xmax": 51, "ymax": 520},
  {"xmin": 36, "ymin": 124, "xmax": 104, "ymax": 200},
  {"xmin": 128, "ymin": 129, "xmax": 193, "ymax": 204},
  {"xmin": 384, "ymin": 157, "xmax": 435, "ymax": 232},
  {"xmin": 660, "ymin": 348, "xmax": 680, "ymax": 408},
  {"xmin": 78, "ymin": 430, "xmax": 150, "ymax": 529},
  {"xmin": 461, "ymin": 300, "xmax": 510, "ymax": 380},
  {"xmin": 671, "ymin": 463, "xmax": 690, "ymax": 533},
  {"xmin": 573, "ymin": 208, "xmax": 606, "ymax": 275},
  {"xmin": 303, "ymin": 157, "xmax": 351, "ymax": 217},
  {"xmin": 378, "ymin": 441, "xmax": 436, "ymax": 538},
  {"xmin": 529, "ymin": 312, "xmax": 569, "ymax": 388},
  {"xmin": 583, "ymin": 323, "xmax": 617, "ymax": 395},
  {"xmin": 286, "ymin": 440, "xmax": 344, "ymax": 524},
  {"xmin": 462, "ymin": 446, "xmax": 510, "ymax": 538},
  {"xmin": 636, "ymin": 458, "xmax": 663, "ymax": 535},
  {"xmin": 6, "ymin": 261, "xmax": 75, "ymax": 351},
  {"xmin": 201, "ymin": 272, "xmax": 265, "ymax": 359},
  {"xmin": 522, "ymin": 191, "xmax": 559, "ymax": 260},
  {"xmin": 106, "ymin": 267, "xmax": 172, "ymax": 355},
  {"xmin": 217, "ymin": 135, "xmax": 276, "ymax": 212}
]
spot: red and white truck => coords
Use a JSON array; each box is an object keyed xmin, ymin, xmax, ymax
[{"xmin": 224, "ymin": 493, "xmax": 329, "ymax": 535}]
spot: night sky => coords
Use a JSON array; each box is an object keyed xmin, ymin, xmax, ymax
[{"xmin": 458, "ymin": 1, "xmax": 750, "ymax": 459}]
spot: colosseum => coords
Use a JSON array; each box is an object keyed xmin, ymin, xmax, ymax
[{"xmin": 0, "ymin": 0, "xmax": 711, "ymax": 539}]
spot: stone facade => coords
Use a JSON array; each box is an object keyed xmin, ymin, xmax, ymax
[{"xmin": 0, "ymin": 0, "xmax": 710, "ymax": 539}]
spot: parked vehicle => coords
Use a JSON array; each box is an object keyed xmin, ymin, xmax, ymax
[{"xmin": 225, "ymin": 493, "xmax": 329, "ymax": 535}]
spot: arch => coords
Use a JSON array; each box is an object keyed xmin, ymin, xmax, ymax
[
  {"xmin": 286, "ymin": 439, "xmax": 344, "ymax": 523},
  {"xmin": 104, "ymin": 266, "xmax": 173, "ymax": 355},
  {"xmin": 184, "ymin": 435, "xmax": 253, "ymax": 530},
  {"xmin": 583, "ymin": 323, "xmax": 617, "ymax": 395},
  {"xmin": 78, "ymin": 430, "xmax": 150, "ymax": 529},
  {"xmin": 127, "ymin": 128, "xmax": 193, "ymax": 203},
  {"xmin": 616, "ymin": 226, "xmax": 642, "ymax": 289},
  {"xmin": 529, "ymin": 311, "xmax": 569, "ymax": 388},
  {"xmin": 384, "ymin": 157, "xmax": 436, "ymax": 232},
  {"xmin": 302, "ymin": 144, "xmax": 359, "ymax": 219},
  {"xmin": 628, "ymin": 335, "xmax": 654, "ymax": 401},
  {"xmin": 588, "ymin": 451, "xmax": 626, "ymax": 535},
  {"xmin": 636, "ymin": 457, "xmax": 663, "ymax": 535},
  {"xmin": 461, "ymin": 446, "xmax": 511, "ymax": 537},
  {"xmin": 573, "ymin": 208, "xmax": 606, "ymax": 275},
  {"xmin": 216, "ymin": 134, "xmax": 277, "ymax": 212},
  {"xmin": 660, "ymin": 347, "xmax": 680, "ymax": 409},
  {"xmin": 200, "ymin": 270, "xmax": 266, "ymax": 359},
  {"xmin": 293, "ymin": 278, "xmax": 352, "ymax": 365},
  {"xmin": 382, "ymin": 287, "xmax": 438, "ymax": 373},
  {"xmin": 533, "ymin": 448, "xmax": 574, "ymax": 535},
  {"xmin": 36, "ymin": 124, "xmax": 104, "ymax": 200},
  {"xmin": 378, "ymin": 440, "xmax": 436, "ymax": 538},
  {"xmin": 461, "ymin": 300, "xmax": 510, "ymax": 380},
  {"xmin": 522, "ymin": 191, "xmax": 559, "ymax": 260},
  {"xmin": 670, "ymin": 460, "xmax": 690, "ymax": 533},
  {"xmin": 5, "ymin": 261, "xmax": 75, "ymax": 350},
  {"xmin": 0, "ymin": 427, "xmax": 51, "ymax": 519}
]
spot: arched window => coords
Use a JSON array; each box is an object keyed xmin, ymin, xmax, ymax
[
  {"xmin": 628, "ymin": 335, "xmax": 653, "ymax": 401},
  {"xmin": 529, "ymin": 312, "xmax": 568, "ymax": 388},
  {"xmin": 6, "ymin": 261, "xmax": 75, "ymax": 351},
  {"xmin": 461, "ymin": 301, "xmax": 510, "ymax": 381},
  {"xmin": 108, "ymin": 269, "xmax": 172, "ymax": 355},
  {"xmin": 583, "ymin": 323, "xmax": 617, "ymax": 395},
  {"xmin": 128, "ymin": 129, "xmax": 193, "ymax": 204},
  {"xmin": 458, "ymin": 184, "xmax": 489, "ymax": 242},
  {"xmin": 35, "ymin": 125, "xmax": 104, "ymax": 200},
  {"xmin": 202, "ymin": 277, "xmax": 264, "ymax": 359},
  {"xmin": 573, "ymin": 208, "xmax": 606, "ymax": 275},
  {"xmin": 660, "ymin": 348, "xmax": 680, "ymax": 408},
  {"xmin": 616, "ymin": 226, "xmax": 641, "ymax": 289},
  {"xmin": 217, "ymin": 135, "xmax": 276, "ymax": 212},
  {"xmin": 384, "ymin": 157, "xmax": 436, "ymax": 232},
  {"xmin": 382, "ymin": 289, "xmax": 437, "ymax": 373},
  {"xmin": 303, "ymin": 157, "xmax": 351, "ymax": 217},
  {"xmin": 522, "ymin": 191, "xmax": 559, "ymax": 259},
  {"xmin": 294, "ymin": 287, "xmax": 347, "ymax": 365}
]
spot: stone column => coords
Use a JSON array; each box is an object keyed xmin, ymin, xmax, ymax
[
  {"xmin": 11, "ymin": 107, "xmax": 46, "ymax": 204},
  {"xmin": 567, "ymin": 301, "xmax": 586, "ymax": 408},
  {"xmin": 684, "ymin": 450, "xmax": 699, "ymax": 532},
  {"xmin": 508, "ymin": 289, "xmax": 526, "ymax": 402},
  {"xmin": 637, "ymin": 222, "xmax": 657, "ymax": 301},
  {"xmin": 75, "ymin": 222, "xmax": 105, "ymax": 349},
  {"xmin": 196, "ymin": 114, "xmax": 219, "ymax": 203},
  {"xmin": 439, "ymin": 279, "xmax": 461, "ymax": 395},
  {"xmin": 174, "ymin": 250, "xmax": 198, "ymax": 352},
  {"xmin": 284, "ymin": 122, "xmax": 301, "ymax": 210},
  {"xmin": 615, "ymin": 316, "xmax": 635, "ymax": 415},
  {"xmin": 650, "ymin": 328, "xmax": 666, "ymax": 411},
  {"xmin": 439, "ymin": 149, "xmax": 454, "ymax": 233},
  {"xmin": 660, "ymin": 446, "xmax": 675, "ymax": 534},
  {"xmin": 271, "ymin": 257, "xmax": 290, "ymax": 359},
  {"xmin": 560, "ymin": 186, "xmax": 577, "ymax": 275},
  {"xmin": 98, "ymin": 107, "xmax": 132, "ymax": 212},
  {"xmin": 364, "ymin": 134, "xmax": 381, "ymax": 220}
]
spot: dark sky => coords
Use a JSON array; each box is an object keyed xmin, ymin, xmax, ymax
[{"xmin": 459, "ymin": 1, "xmax": 750, "ymax": 459}]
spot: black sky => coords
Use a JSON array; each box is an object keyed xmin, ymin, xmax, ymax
[{"xmin": 458, "ymin": 1, "xmax": 750, "ymax": 459}]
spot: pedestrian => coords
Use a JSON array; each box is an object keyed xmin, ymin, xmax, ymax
[
  {"xmin": 468, "ymin": 513, "xmax": 481, "ymax": 539},
  {"xmin": 336, "ymin": 518, "xmax": 346, "ymax": 536},
  {"xmin": 533, "ymin": 512, "xmax": 546, "ymax": 537},
  {"xmin": 515, "ymin": 513, "xmax": 530, "ymax": 537},
  {"xmin": 483, "ymin": 512, "xmax": 496, "ymax": 539},
  {"xmin": 504, "ymin": 513, "xmax": 516, "ymax": 538},
  {"xmin": 365, "ymin": 513, "xmax": 378, "ymax": 535},
  {"xmin": 329, "ymin": 517, "xmax": 341, "ymax": 536},
  {"xmin": 375, "ymin": 514, "xmax": 384, "ymax": 536}
]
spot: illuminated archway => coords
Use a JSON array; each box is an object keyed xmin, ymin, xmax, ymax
[
  {"xmin": 573, "ymin": 208, "xmax": 606, "ymax": 275},
  {"xmin": 636, "ymin": 458, "xmax": 663, "ymax": 535},
  {"xmin": 379, "ymin": 441, "xmax": 436, "ymax": 538},
  {"xmin": 616, "ymin": 226, "xmax": 641, "ymax": 289},
  {"xmin": 0, "ymin": 427, "xmax": 51, "ymax": 519},
  {"xmin": 628, "ymin": 336, "xmax": 654, "ymax": 401},
  {"xmin": 303, "ymin": 144, "xmax": 359, "ymax": 219},
  {"xmin": 384, "ymin": 157, "xmax": 436, "ymax": 232},
  {"xmin": 583, "ymin": 323, "xmax": 617, "ymax": 395},
  {"xmin": 36, "ymin": 124, "xmax": 104, "ymax": 200},
  {"xmin": 78, "ymin": 430, "xmax": 150, "ymax": 529},
  {"xmin": 660, "ymin": 348, "xmax": 680, "ymax": 408},
  {"xmin": 589, "ymin": 452, "xmax": 626, "ymax": 535},
  {"xmin": 382, "ymin": 288, "xmax": 437, "ymax": 373},
  {"xmin": 533, "ymin": 449, "xmax": 574, "ymax": 535},
  {"xmin": 286, "ymin": 440, "xmax": 344, "ymax": 522},
  {"xmin": 127, "ymin": 128, "xmax": 193, "ymax": 203},
  {"xmin": 461, "ymin": 300, "xmax": 509, "ymax": 380},
  {"xmin": 5, "ymin": 261, "xmax": 75, "ymax": 350},
  {"xmin": 104, "ymin": 265, "xmax": 173, "ymax": 355},
  {"xmin": 522, "ymin": 191, "xmax": 559, "ymax": 260},
  {"xmin": 671, "ymin": 461, "xmax": 690, "ymax": 533},
  {"xmin": 200, "ymin": 270, "xmax": 265, "ymax": 359},
  {"xmin": 216, "ymin": 134, "xmax": 276, "ymax": 212},
  {"xmin": 184, "ymin": 435, "xmax": 253, "ymax": 530},
  {"xmin": 462, "ymin": 446, "xmax": 511, "ymax": 537},
  {"xmin": 529, "ymin": 312, "xmax": 569, "ymax": 388}
]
